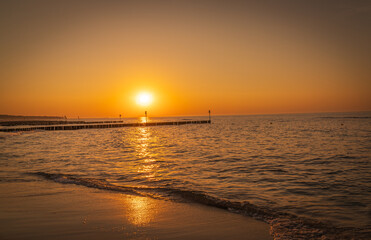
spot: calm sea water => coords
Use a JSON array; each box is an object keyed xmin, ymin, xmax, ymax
[{"xmin": 1, "ymin": 112, "xmax": 370, "ymax": 239}]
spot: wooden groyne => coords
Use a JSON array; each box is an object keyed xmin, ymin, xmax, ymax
[{"xmin": 0, "ymin": 120, "xmax": 211, "ymax": 132}]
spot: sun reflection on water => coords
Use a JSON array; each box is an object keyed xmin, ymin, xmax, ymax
[
  {"xmin": 119, "ymin": 127, "xmax": 160, "ymax": 226},
  {"xmin": 139, "ymin": 116, "xmax": 150, "ymax": 123},
  {"xmin": 135, "ymin": 127, "xmax": 157, "ymax": 180}
]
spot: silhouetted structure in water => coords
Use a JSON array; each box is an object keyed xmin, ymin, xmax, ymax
[{"xmin": 0, "ymin": 120, "xmax": 211, "ymax": 132}]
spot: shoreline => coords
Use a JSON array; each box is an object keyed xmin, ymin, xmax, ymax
[{"xmin": 0, "ymin": 180, "xmax": 272, "ymax": 240}]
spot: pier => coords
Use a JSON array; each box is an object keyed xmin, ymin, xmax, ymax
[{"xmin": 0, "ymin": 120, "xmax": 211, "ymax": 132}]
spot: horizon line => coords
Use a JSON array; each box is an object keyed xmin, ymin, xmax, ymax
[{"xmin": 1, "ymin": 110, "xmax": 370, "ymax": 119}]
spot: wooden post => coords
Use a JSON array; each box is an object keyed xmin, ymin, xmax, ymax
[
  {"xmin": 145, "ymin": 111, "xmax": 147, "ymax": 123},
  {"xmin": 208, "ymin": 110, "xmax": 211, "ymax": 123}
]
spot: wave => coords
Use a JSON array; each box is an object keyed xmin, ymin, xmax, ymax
[
  {"xmin": 31, "ymin": 171, "xmax": 369, "ymax": 240},
  {"xmin": 0, "ymin": 176, "xmax": 36, "ymax": 183}
]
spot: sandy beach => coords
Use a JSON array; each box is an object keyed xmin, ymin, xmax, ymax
[{"xmin": 0, "ymin": 179, "xmax": 272, "ymax": 240}]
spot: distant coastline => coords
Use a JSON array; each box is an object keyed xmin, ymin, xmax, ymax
[
  {"xmin": 0, "ymin": 115, "xmax": 65, "ymax": 126},
  {"xmin": 0, "ymin": 115, "xmax": 64, "ymax": 121}
]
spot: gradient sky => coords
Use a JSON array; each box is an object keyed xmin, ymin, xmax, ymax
[{"xmin": 0, "ymin": 0, "xmax": 370, "ymax": 118}]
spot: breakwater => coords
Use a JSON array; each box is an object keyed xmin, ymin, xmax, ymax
[{"xmin": 0, "ymin": 120, "xmax": 211, "ymax": 132}]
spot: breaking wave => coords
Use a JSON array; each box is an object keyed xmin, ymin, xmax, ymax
[{"xmin": 32, "ymin": 171, "xmax": 369, "ymax": 240}]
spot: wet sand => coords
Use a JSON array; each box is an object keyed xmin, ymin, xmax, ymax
[{"xmin": 0, "ymin": 180, "xmax": 272, "ymax": 240}]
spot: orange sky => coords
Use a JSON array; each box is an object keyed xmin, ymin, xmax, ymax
[{"xmin": 0, "ymin": 1, "xmax": 370, "ymax": 118}]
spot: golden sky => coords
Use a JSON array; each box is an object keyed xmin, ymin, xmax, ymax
[{"xmin": 0, "ymin": 0, "xmax": 370, "ymax": 117}]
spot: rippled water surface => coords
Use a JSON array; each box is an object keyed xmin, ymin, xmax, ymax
[{"xmin": 1, "ymin": 112, "xmax": 370, "ymax": 238}]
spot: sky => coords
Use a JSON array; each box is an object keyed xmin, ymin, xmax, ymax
[{"xmin": 0, "ymin": 0, "xmax": 370, "ymax": 118}]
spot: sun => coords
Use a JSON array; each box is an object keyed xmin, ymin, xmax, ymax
[{"xmin": 136, "ymin": 92, "xmax": 153, "ymax": 107}]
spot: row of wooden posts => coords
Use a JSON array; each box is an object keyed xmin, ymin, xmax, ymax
[
  {"xmin": 0, "ymin": 120, "xmax": 211, "ymax": 132},
  {"xmin": 0, "ymin": 111, "xmax": 212, "ymax": 132}
]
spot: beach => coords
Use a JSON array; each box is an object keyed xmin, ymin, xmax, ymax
[{"xmin": 0, "ymin": 179, "xmax": 272, "ymax": 240}]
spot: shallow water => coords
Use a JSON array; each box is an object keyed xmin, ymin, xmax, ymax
[{"xmin": 1, "ymin": 112, "xmax": 370, "ymax": 239}]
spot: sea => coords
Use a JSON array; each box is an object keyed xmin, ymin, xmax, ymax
[{"xmin": 0, "ymin": 112, "xmax": 370, "ymax": 239}]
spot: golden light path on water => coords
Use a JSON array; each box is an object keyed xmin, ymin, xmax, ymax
[
  {"xmin": 121, "ymin": 126, "xmax": 159, "ymax": 226},
  {"xmin": 136, "ymin": 127, "xmax": 157, "ymax": 180},
  {"xmin": 139, "ymin": 116, "xmax": 148, "ymax": 124}
]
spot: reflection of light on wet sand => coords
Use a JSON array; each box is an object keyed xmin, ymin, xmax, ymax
[{"xmin": 123, "ymin": 195, "xmax": 156, "ymax": 226}]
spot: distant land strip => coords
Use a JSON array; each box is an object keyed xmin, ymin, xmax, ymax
[
  {"xmin": 0, "ymin": 115, "xmax": 64, "ymax": 120},
  {"xmin": 0, "ymin": 120, "xmax": 123, "ymax": 126}
]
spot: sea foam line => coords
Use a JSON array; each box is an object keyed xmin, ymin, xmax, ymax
[{"xmin": 31, "ymin": 171, "xmax": 368, "ymax": 240}]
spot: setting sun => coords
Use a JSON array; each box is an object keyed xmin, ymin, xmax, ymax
[{"xmin": 136, "ymin": 92, "xmax": 153, "ymax": 107}]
